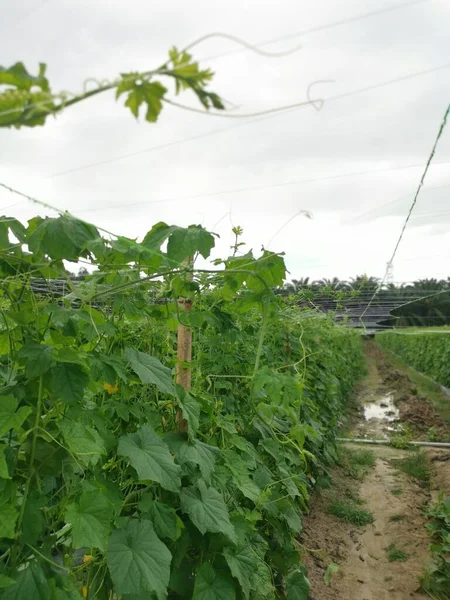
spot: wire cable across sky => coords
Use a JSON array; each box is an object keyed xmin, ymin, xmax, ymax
[
  {"xmin": 198, "ymin": 0, "xmax": 428, "ymax": 62},
  {"xmin": 359, "ymin": 103, "xmax": 450, "ymax": 325},
  {"xmin": 44, "ymin": 60, "xmax": 450, "ymax": 180}
]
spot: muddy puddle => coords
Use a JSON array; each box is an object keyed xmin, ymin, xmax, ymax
[
  {"xmin": 363, "ymin": 391, "xmax": 399, "ymax": 422},
  {"xmin": 353, "ymin": 390, "xmax": 401, "ymax": 440}
]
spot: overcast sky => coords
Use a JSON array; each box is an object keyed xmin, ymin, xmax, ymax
[{"xmin": 1, "ymin": 0, "xmax": 450, "ymax": 283}]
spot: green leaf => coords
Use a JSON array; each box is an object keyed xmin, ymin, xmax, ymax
[
  {"xmin": 167, "ymin": 225, "xmax": 216, "ymax": 263},
  {"xmin": 125, "ymin": 84, "xmax": 143, "ymax": 115},
  {"xmin": 176, "ymin": 387, "xmax": 200, "ymax": 434},
  {"xmin": 0, "ymin": 443, "xmax": 11, "ymax": 479},
  {"xmin": 0, "ymin": 331, "xmax": 10, "ymax": 356},
  {"xmin": 142, "ymin": 222, "xmax": 176, "ymax": 250},
  {"xmin": 252, "ymin": 560, "xmax": 275, "ymax": 600},
  {"xmin": 118, "ymin": 425, "xmax": 181, "ymax": 492},
  {"xmin": 141, "ymin": 499, "xmax": 183, "ymax": 542},
  {"xmin": 116, "ymin": 72, "xmax": 139, "ymax": 97},
  {"xmin": 285, "ymin": 569, "xmax": 311, "ymax": 600},
  {"xmin": 53, "ymin": 347, "xmax": 88, "ymax": 367},
  {"xmin": 52, "ymin": 363, "xmax": 89, "ymax": 403},
  {"xmin": 59, "ymin": 420, "xmax": 106, "ymax": 467},
  {"xmin": 0, "ymin": 504, "xmax": 18, "ymax": 538},
  {"xmin": 27, "ymin": 215, "xmax": 99, "ymax": 261},
  {"xmin": 107, "ymin": 519, "xmax": 171, "ymax": 600},
  {"xmin": 0, "ymin": 395, "xmax": 31, "ymax": 437},
  {"xmin": 165, "ymin": 433, "xmax": 217, "ymax": 479},
  {"xmin": 18, "ymin": 343, "xmax": 53, "ymax": 377},
  {"xmin": 224, "ymin": 546, "xmax": 257, "ymax": 599},
  {"xmin": 169, "ymin": 561, "xmax": 195, "ymax": 597},
  {"xmin": 193, "ymin": 563, "xmax": 235, "ymax": 600},
  {"xmin": 324, "ymin": 563, "xmax": 339, "ymax": 586},
  {"xmin": 66, "ymin": 490, "xmax": 113, "ymax": 552},
  {"xmin": 6, "ymin": 216, "xmax": 27, "ymax": 242},
  {"xmin": 142, "ymin": 81, "xmax": 167, "ymax": 123},
  {"xmin": 2, "ymin": 561, "xmax": 50, "ymax": 600},
  {"xmin": 0, "ymin": 62, "xmax": 49, "ymax": 91},
  {"xmin": 235, "ymin": 478, "xmax": 261, "ymax": 504},
  {"xmin": 283, "ymin": 505, "xmax": 303, "ymax": 534},
  {"xmin": 53, "ymin": 579, "xmax": 84, "ymax": 600},
  {"xmin": 124, "ymin": 347, "xmax": 176, "ymax": 397},
  {"xmin": 22, "ymin": 491, "xmax": 45, "ymax": 545},
  {"xmin": 98, "ymin": 354, "xmax": 128, "ymax": 382},
  {"xmin": 81, "ymin": 477, "xmax": 122, "ymax": 515},
  {"xmin": 229, "ymin": 436, "xmax": 259, "ymax": 468},
  {"xmin": 0, "ymin": 575, "xmax": 16, "ymax": 589},
  {"xmin": 222, "ymin": 450, "xmax": 261, "ymax": 503},
  {"xmin": 118, "ymin": 79, "xmax": 167, "ymax": 123},
  {"xmin": 180, "ymin": 481, "xmax": 236, "ymax": 543}
]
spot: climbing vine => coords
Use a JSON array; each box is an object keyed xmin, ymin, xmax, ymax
[
  {"xmin": 0, "ymin": 46, "xmax": 224, "ymax": 129},
  {"xmin": 0, "ymin": 211, "xmax": 364, "ymax": 599}
]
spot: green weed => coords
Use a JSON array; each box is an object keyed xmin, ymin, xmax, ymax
[
  {"xmin": 327, "ymin": 500, "xmax": 374, "ymax": 526},
  {"xmin": 391, "ymin": 425, "xmax": 414, "ymax": 449},
  {"xmin": 427, "ymin": 426, "xmax": 439, "ymax": 442},
  {"xmin": 389, "ymin": 514, "xmax": 405, "ymax": 522},
  {"xmin": 392, "ymin": 452, "xmax": 431, "ymax": 487},
  {"xmin": 426, "ymin": 426, "xmax": 447, "ymax": 443},
  {"xmin": 391, "ymin": 488, "xmax": 403, "ymax": 496},
  {"xmin": 386, "ymin": 544, "xmax": 409, "ymax": 562},
  {"xmin": 340, "ymin": 448, "xmax": 375, "ymax": 480},
  {"xmin": 323, "ymin": 563, "xmax": 339, "ymax": 586}
]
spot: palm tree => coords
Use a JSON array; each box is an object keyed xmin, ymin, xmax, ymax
[
  {"xmin": 412, "ymin": 278, "xmax": 447, "ymax": 291},
  {"xmin": 349, "ymin": 274, "xmax": 380, "ymax": 294},
  {"xmin": 279, "ymin": 277, "xmax": 311, "ymax": 296}
]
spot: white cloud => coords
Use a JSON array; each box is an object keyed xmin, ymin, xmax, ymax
[{"xmin": 1, "ymin": 0, "xmax": 450, "ymax": 283}]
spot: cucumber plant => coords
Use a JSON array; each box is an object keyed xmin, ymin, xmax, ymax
[{"xmin": 0, "ymin": 212, "xmax": 365, "ymax": 599}]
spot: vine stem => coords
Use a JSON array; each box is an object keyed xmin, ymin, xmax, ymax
[
  {"xmin": 17, "ymin": 376, "xmax": 44, "ymax": 530},
  {"xmin": 12, "ymin": 375, "xmax": 44, "ymax": 568},
  {"xmin": 25, "ymin": 543, "xmax": 69, "ymax": 573},
  {"xmin": 253, "ymin": 297, "xmax": 269, "ymax": 379},
  {"xmin": 249, "ymin": 296, "xmax": 270, "ymax": 402}
]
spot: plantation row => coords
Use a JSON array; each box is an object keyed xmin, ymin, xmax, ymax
[
  {"xmin": 0, "ymin": 214, "xmax": 365, "ymax": 599},
  {"xmin": 377, "ymin": 329, "xmax": 450, "ymax": 388}
]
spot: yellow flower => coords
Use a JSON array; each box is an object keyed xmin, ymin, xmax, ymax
[
  {"xmin": 104, "ymin": 381, "xmax": 119, "ymax": 394},
  {"xmin": 83, "ymin": 554, "xmax": 94, "ymax": 564},
  {"xmin": 81, "ymin": 587, "xmax": 88, "ymax": 599}
]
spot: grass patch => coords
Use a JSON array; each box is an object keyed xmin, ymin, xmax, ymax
[
  {"xmin": 349, "ymin": 449, "xmax": 376, "ymax": 468},
  {"xmin": 391, "ymin": 488, "xmax": 403, "ymax": 496},
  {"xmin": 327, "ymin": 499, "xmax": 374, "ymax": 526},
  {"xmin": 392, "ymin": 452, "xmax": 431, "ymax": 487},
  {"xmin": 389, "ymin": 514, "xmax": 405, "ymax": 522},
  {"xmin": 339, "ymin": 448, "xmax": 376, "ymax": 480},
  {"xmin": 386, "ymin": 543, "xmax": 409, "ymax": 562}
]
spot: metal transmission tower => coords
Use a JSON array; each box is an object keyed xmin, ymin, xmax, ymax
[{"xmin": 385, "ymin": 261, "xmax": 394, "ymax": 284}]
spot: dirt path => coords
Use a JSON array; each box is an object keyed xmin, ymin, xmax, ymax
[{"xmin": 302, "ymin": 342, "xmax": 450, "ymax": 600}]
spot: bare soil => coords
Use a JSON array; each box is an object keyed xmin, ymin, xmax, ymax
[{"xmin": 302, "ymin": 342, "xmax": 450, "ymax": 599}]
